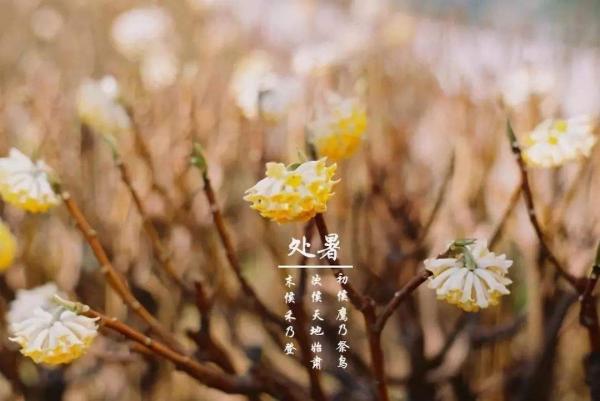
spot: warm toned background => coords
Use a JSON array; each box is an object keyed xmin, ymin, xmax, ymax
[{"xmin": 1, "ymin": 0, "xmax": 600, "ymax": 400}]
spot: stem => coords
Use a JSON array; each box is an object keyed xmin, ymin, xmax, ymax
[
  {"xmin": 364, "ymin": 300, "xmax": 390, "ymax": 401},
  {"xmin": 200, "ymin": 170, "xmax": 283, "ymax": 328},
  {"xmin": 114, "ymin": 157, "xmax": 192, "ymax": 296},
  {"xmin": 489, "ymin": 186, "xmax": 522, "ymax": 249},
  {"xmin": 313, "ymin": 213, "xmax": 368, "ymax": 311},
  {"xmin": 60, "ymin": 191, "xmax": 185, "ymax": 353},
  {"xmin": 291, "ymin": 221, "xmax": 327, "ymax": 401},
  {"xmin": 506, "ymin": 121, "xmax": 580, "ymax": 290},
  {"xmin": 417, "ymin": 152, "xmax": 454, "ymax": 242},
  {"xmin": 580, "ymin": 243, "xmax": 600, "ymax": 352},
  {"xmin": 85, "ymin": 308, "xmax": 260, "ymax": 395},
  {"xmin": 313, "ymin": 214, "xmax": 391, "ymax": 399},
  {"xmin": 189, "ymin": 281, "xmax": 237, "ymax": 374},
  {"xmin": 290, "ymin": 299, "xmax": 328, "ymax": 401},
  {"xmin": 375, "ymin": 271, "xmax": 432, "ymax": 332}
]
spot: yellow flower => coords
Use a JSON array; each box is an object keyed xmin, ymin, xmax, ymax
[
  {"xmin": 425, "ymin": 240, "xmax": 512, "ymax": 312},
  {"xmin": 244, "ymin": 158, "xmax": 338, "ymax": 223},
  {"xmin": 310, "ymin": 94, "xmax": 367, "ymax": 161},
  {"xmin": 0, "ymin": 220, "xmax": 16, "ymax": 271},
  {"xmin": 0, "ymin": 148, "xmax": 60, "ymax": 213},
  {"xmin": 9, "ymin": 293, "xmax": 98, "ymax": 365},
  {"xmin": 523, "ymin": 116, "xmax": 596, "ymax": 168}
]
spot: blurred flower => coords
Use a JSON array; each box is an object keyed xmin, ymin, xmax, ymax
[
  {"xmin": 500, "ymin": 67, "xmax": 555, "ymax": 107},
  {"xmin": 0, "ymin": 220, "xmax": 16, "ymax": 271},
  {"xmin": 259, "ymin": 77, "xmax": 302, "ymax": 122},
  {"xmin": 244, "ymin": 159, "xmax": 338, "ymax": 223},
  {"xmin": 292, "ymin": 42, "xmax": 344, "ymax": 75},
  {"xmin": 0, "ymin": 148, "xmax": 60, "ymax": 213},
  {"xmin": 230, "ymin": 52, "xmax": 273, "ymax": 119},
  {"xmin": 30, "ymin": 6, "xmax": 63, "ymax": 42},
  {"xmin": 7, "ymin": 283, "xmax": 61, "ymax": 325},
  {"xmin": 425, "ymin": 239, "xmax": 512, "ymax": 312},
  {"xmin": 111, "ymin": 6, "xmax": 173, "ymax": 60},
  {"xmin": 9, "ymin": 295, "xmax": 98, "ymax": 365},
  {"xmin": 230, "ymin": 52, "xmax": 301, "ymax": 121},
  {"xmin": 139, "ymin": 48, "xmax": 179, "ymax": 91},
  {"xmin": 310, "ymin": 94, "xmax": 367, "ymax": 161},
  {"xmin": 523, "ymin": 116, "xmax": 596, "ymax": 168},
  {"xmin": 77, "ymin": 76, "xmax": 131, "ymax": 139}
]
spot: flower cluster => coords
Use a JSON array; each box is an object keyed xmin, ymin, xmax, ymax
[
  {"xmin": 310, "ymin": 94, "xmax": 367, "ymax": 161},
  {"xmin": 0, "ymin": 219, "xmax": 16, "ymax": 271},
  {"xmin": 77, "ymin": 75, "xmax": 131, "ymax": 139},
  {"xmin": 523, "ymin": 116, "xmax": 596, "ymax": 168},
  {"xmin": 8, "ymin": 284, "xmax": 98, "ymax": 365},
  {"xmin": 425, "ymin": 240, "xmax": 513, "ymax": 312},
  {"xmin": 0, "ymin": 148, "xmax": 60, "ymax": 213},
  {"xmin": 244, "ymin": 159, "xmax": 338, "ymax": 223}
]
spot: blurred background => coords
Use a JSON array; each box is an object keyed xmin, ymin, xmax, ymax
[{"xmin": 0, "ymin": 0, "xmax": 599, "ymax": 400}]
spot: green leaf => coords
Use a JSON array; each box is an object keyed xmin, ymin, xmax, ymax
[{"xmin": 190, "ymin": 142, "xmax": 207, "ymax": 172}]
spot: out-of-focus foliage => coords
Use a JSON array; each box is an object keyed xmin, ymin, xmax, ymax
[{"xmin": 0, "ymin": 0, "xmax": 599, "ymax": 400}]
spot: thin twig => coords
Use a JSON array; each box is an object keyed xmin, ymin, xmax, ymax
[
  {"xmin": 60, "ymin": 191, "xmax": 185, "ymax": 353},
  {"xmin": 124, "ymin": 106, "xmax": 172, "ymax": 204},
  {"xmin": 489, "ymin": 186, "xmax": 522, "ymax": 249},
  {"xmin": 364, "ymin": 299, "xmax": 390, "ymax": 401},
  {"xmin": 426, "ymin": 314, "xmax": 470, "ymax": 369},
  {"xmin": 417, "ymin": 152, "xmax": 455, "ymax": 243},
  {"xmin": 580, "ymin": 243, "xmax": 600, "ymax": 352},
  {"xmin": 470, "ymin": 314, "xmax": 527, "ymax": 347},
  {"xmin": 188, "ymin": 281, "xmax": 237, "ymax": 374},
  {"xmin": 375, "ymin": 270, "xmax": 432, "ymax": 332},
  {"xmin": 506, "ymin": 120, "xmax": 580, "ymax": 289},
  {"xmin": 289, "ymin": 221, "xmax": 327, "ymax": 401},
  {"xmin": 313, "ymin": 213, "xmax": 368, "ymax": 311},
  {"xmin": 199, "ymin": 168, "xmax": 283, "ymax": 328},
  {"xmin": 115, "ymin": 157, "xmax": 192, "ymax": 296},
  {"xmin": 85, "ymin": 308, "xmax": 260, "ymax": 395},
  {"xmin": 313, "ymin": 213, "xmax": 390, "ymax": 401}
]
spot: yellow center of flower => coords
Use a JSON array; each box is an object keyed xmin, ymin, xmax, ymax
[{"xmin": 553, "ymin": 120, "xmax": 568, "ymax": 133}]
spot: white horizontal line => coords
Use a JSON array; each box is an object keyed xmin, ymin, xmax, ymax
[{"xmin": 278, "ymin": 265, "xmax": 354, "ymax": 269}]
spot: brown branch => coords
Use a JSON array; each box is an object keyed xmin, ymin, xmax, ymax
[
  {"xmin": 426, "ymin": 314, "xmax": 470, "ymax": 369},
  {"xmin": 580, "ymin": 243, "xmax": 600, "ymax": 352},
  {"xmin": 313, "ymin": 213, "xmax": 368, "ymax": 310},
  {"xmin": 313, "ymin": 214, "xmax": 391, "ymax": 400},
  {"xmin": 124, "ymin": 107, "xmax": 172, "ymax": 204},
  {"xmin": 60, "ymin": 191, "xmax": 185, "ymax": 353},
  {"xmin": 489, "ymin": 186, "xmax": 522, "ymax": 249},
  {"xmin": 85, "ymin": 308, "xmax": 260, "ymax": 395},
  {"xmin": 187, "ymin": 281, "xmax": 237, "ymax": 374},
  {"xmin": 364, "ymin": 299, "xmax": 390, "ymax": 401},
  {"xmin": 375, "ymin": 270, "xmax": 432, "ymax": 332},
  {"xmin": 417, "ymin": 152, "xmax": 455, "ymax": 243},
  {"xmin": 199, "ymin": 168, "xmax": 283, "ymax": 328},
  {"xmin": 470, "ymin": 314, "xmax": 527, "ymax": 347},
  {"xmin": 289, "ymin": 221, "xmax": 327, "ymax": 401},
  {"xmin": 506, "ymin": 121, "xmax": 580, "ymax": 290},
  {"xmin": 115, "ymin": 157, "xmax": 192, "ymax": 296},
  {"xmin": 289, "ymin": 298, "xmax": 328, "ymax": 401}
]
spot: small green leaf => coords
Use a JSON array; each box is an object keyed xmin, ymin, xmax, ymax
[
  {"xmin": 190, "ymin": 142, "xmax": 207, "ymax": 172},
  {"xmin": 506, "ymin": 119, "xmax": 518, "ymax": 145},
  {"xmin": 287, "ymin": 162, "xmax": 301, "ymax": 171}
]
